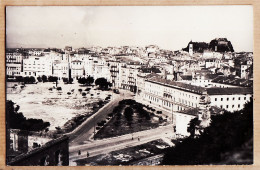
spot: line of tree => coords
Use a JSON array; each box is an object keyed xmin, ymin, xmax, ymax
[
  {"xmin": 6, "ymin": 100, "xmax": 50, "ymax": 131},
  {"xmin": 36, "ymin": 75, "xmax": 59, "ymax": 83},
  {"xmin": 8, "ymin": 75, "xmax": 60, "ymax": 84},
  {"xmin": 161, "ymin": 98, "xmax": 253, "ymax": 165},
  {"xmin": 62, "ymin": 77, "xmax": 74, "ymax": 84},
  {"xmin": 95, "ymin": 77, "xmax": 112, "ymax": 89},
  {"xmin": 78, "ymin": 76, "xmax": 94, "ymax": 86},
  {"xmin": 8, "ymin": 76, "xmax": 36, "ymax": 84}
]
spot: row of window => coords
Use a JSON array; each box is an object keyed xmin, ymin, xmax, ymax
[
  {"xmin": 215, "ymin": 96, "xmax": 247, "ymax": 101},
  {"xmin": 7, "ymin": 72, "xmax": 20, "ymax": 75},
  {"xmin": 147, "ymin": 94, "xmax": 197, "ymax": 108},
  {"xmin": 220, "ymin": 104, "xmax": 241, "ymax": 109},
  {"xmin": 6, "ymin": 67, "xmax": 20, "ymax": 70}
]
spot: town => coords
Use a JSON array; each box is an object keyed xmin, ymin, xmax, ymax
[{"xmin": 6, "ymin": 38, "xmax": 253, "ymax": 166}]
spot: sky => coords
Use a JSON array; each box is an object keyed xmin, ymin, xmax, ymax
[{"xmin": 6, "ymin": 6, "xmax": 253, "ymax": 52}]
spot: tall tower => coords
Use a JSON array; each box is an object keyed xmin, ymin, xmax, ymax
[{"xmin": 189, "ymin": 43, "xmax": 193, "ymax": 56}]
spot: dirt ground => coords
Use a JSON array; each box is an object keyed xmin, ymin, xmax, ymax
[{"xmin": 7, "ymin": 81, "xmax": 113, "ymax": 131}]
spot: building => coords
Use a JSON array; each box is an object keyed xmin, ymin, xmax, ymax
[
  {"xmin": 53, "ymin": 60, "xmax": 69, "ymax": 79},
  {"xmin": 70, "ymin": 60, "xmax": 84, "ymax": 78},
  {"xmin": 6, "ymin": 52, "xmax": 23, "ymax": 77},
  {"xmin": 23, "ymin": 56, "xmax": 53, "ymax": 77},
  {"xmin": 108, "ymin": 60, "xmax": 125, "ymax": 88},
  {"xmin": 141, "ymin": 77, "xmax": 252, "ymax": 113},
  {"xmin": 121, "ymin": 64, "xmax": 140, "ymax": 92}
]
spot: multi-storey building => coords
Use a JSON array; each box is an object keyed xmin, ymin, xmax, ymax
[
  {"xmin": 142, "ymin": 77, "xmax": 252, "ymax": 113},
  {"xmin": 120, "ymin": 62, "xmax": 142, "ymax": 92},
  {"xmin": 53, "ymin": 60, "xmax": 69, "ymax": 79},
  {"xmin": 108, "ymin": 60, "xmax": 125, "ymax": 88},
  {"xmin": 23, "ymin": 56, "xmax": 52, "ymax": 77},
  {"xmin": 70, "ymin": 60, "xmax": 84, "ymax": 78},
  {"xmin": 6, "ymin": 52, "xmax": 23, "ymax": 77}
]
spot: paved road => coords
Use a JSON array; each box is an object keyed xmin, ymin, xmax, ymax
[
  {"xmin": 69, "ymin": 124, "xmax": 174, "ymax": 163},
  {"xmin": 68, "ymin": 90, "xmax": 134, "ymax": 146}
]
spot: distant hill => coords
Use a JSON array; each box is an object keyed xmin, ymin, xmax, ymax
[{"xmin": 183, "ymin": 38, "xmax": 234, "ymax": 53}]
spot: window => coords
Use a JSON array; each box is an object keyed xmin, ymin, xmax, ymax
[
  {"xmin": 238, "ymin": 97, "xmax": 241, "ymax": 100},
  {"xmin": 221, "ymin": 98, "xmax": 223, "ymax": 101},
  {"xmin": 244, "ymin": 97, "xmax": 246, "ymax": 100},
  {"xmin": 215, "ymin": 98, "xmax": 217, "ymax": 101},
  {"xmin": 232, "ymin": 105, "xmax": 234, "ymax": 108},
  {"xmin": 220, "ymin": 105, "xmax": 223, "ymax": 109},
  {"xmin": 227, "ymin": 98, "xmax": 229, "ymax": 101},
  {"xmin": 226, "ymin": 105, "xmax": 229, "ymax": 109},
  {"xmin": 238, "ymin": 104, "xmax": 240, "ymax": 108},
  {"xmin": 233, "ymin": 97, "xmax": 235, "ymax": 100}
]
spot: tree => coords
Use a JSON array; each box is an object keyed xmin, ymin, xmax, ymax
[
  {"xmin": 62, "ymin": 78, "xmax": 68, "ymax": 83},
  {"xmin": 37, "ymin": 76, "xmax": 42, "ymax": 82},
  {"xmin": 24, "ymin": 76, "xmax": 36, "ymax": 84},
  {"xmin": 6, "ymin": 100, "xmax": 50, "ymax": 131},
  {"xmin": 187, "ymin": 117, "xmax": 200, "ymax": 138},
  {"xmin": 16, "ymin": 76, "xmax": 24, "ymax": 82},
  {"xmin": 86, "ymin": 76, "xmax": 94, "ymax": 85},
  {"xmin": 42, "ymin": 75, "xmax": 47, "ymax": 83},
  {"xmin": 48, "ymin": 76, "xmax": 58, "ymax": 82},
  {"xmin": 162, "ymin": 98, "xmax": 253, "ymax": 165},
  {"xmin": 124, "ymin": 107, "xmax": 134, "ymax": 121},
  {"xmin": 95, "ymin": 78, "xmax": 111, "ymax": 89},
  {"xmin": 78, "ymin": 77, "xmax": 86, "ymax": 85}
]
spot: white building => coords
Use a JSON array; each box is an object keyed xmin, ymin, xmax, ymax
[
  {"xmin": 141, "ymin": 77, "xmax": 252, "ymax": 113},
  {"xmin": 53, "ymin": 60, "xmax": 69, "ymax": 79},
  {"xmin": 6, "ymin": 52, "xmax": 23, "ymax": 77},
  {"xmin": 108, "ymin": 60, "xmax": 125, "ymax": 88},
  {"xmin": 23, "ymin": 56, "xmax": 52, "ymax": 77},
  {"xmin": 175, "ymin": 110, "xmax": 196, "ymax": 136},
  {"xmin": 70, "ymin": 60, "xmax": 84, "ymax": 78}
]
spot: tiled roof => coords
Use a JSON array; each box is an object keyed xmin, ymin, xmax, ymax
[
  {"xmin": 180, "ymin": 75, "xmax": 192, "ymax": 80},
  {"xmin": 147, "ymin": 77, "xmax": 206, "ymax": 94},
  {"xmin": 206, "ymin": 87, "xmax": 253, "ymax": 95},
  {"xmin": 147, "ymin": 77, "xmax": 253, "ymax": 95},
  {"xmin": 212, "ymin": 75, "xmax": 253, "ymax": 87}
]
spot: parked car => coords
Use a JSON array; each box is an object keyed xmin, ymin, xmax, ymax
[{"xmin": 113, "ymin": 89, "xmax": 120, "ymax": 94}]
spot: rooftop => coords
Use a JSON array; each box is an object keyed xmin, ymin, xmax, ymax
[
  {"xmin": 147, "ymin": 77, "xmax": 253, "ymax": 95},
  {"xmin": 212, "ymin": 75, "xmax": 253, "ymax": 87}
]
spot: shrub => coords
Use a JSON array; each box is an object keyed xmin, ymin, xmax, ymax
[
  {"xmin": 48, "ymin": 76, "xmax": 58, "ymax": 82},
  {"xmin": 42, "ymin": 75, "xmax": 47, "ymax": 82},
  {"xmin": 37, "ymin": 76, "xmax": 42, "ymax": 82}
]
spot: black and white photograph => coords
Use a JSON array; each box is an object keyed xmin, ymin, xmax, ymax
[{"xmin": 5, "ymin": 6, "xmax": 253, "ymax": 166}]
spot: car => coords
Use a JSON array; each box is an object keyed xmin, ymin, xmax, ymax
[{"xmin": 113, "ymin": 89, "xmax": 120, "ymax": 94}]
